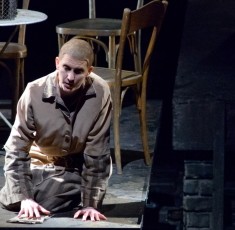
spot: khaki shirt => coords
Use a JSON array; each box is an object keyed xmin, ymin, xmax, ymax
[{"xmin": 3, "ymin": 70, "xmax": 112, "ymax": 209}]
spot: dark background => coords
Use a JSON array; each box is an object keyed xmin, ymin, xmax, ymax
[{"xmin": 0, "ymin": 0, "xmax": 185, "ymax": 102}]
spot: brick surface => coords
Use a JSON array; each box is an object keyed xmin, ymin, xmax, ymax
[
  {"xmin": 185, "ymin": 212, "xmax": 210, "ymax": 228},
  {"xmin": 183, "ymin": 196, "xmax": 212, "ymax": 211}
]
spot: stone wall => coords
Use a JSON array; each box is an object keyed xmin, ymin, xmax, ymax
[{"xmin": 183, "ymin": 160, "xmax": 213, "ymax": 230}]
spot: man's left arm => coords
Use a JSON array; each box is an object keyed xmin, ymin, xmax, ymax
[{"xmin": 81, "ymin": 90, "xmax": 112, "ymax": 209}]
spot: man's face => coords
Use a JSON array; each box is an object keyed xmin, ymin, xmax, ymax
[{"xmin": 55, "ymin": 54, "xmax": 93, "ymax": 96}]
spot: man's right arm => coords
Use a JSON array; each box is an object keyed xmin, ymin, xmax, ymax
[
  {"xmin": 2, "ymin": 85, "xmax": 36, "ymax": 206},
  {"xmin": 2, "ymin": 148, "xmax": 34, "ymax": 206}
]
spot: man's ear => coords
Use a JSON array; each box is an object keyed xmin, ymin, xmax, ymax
[
  {"xmin": 55, "ymin": 57, "xmax": 59, "ymax": 69},
  {"xmin": 88, "ymin": 66, "xmax": 94, "ymax": 74}
]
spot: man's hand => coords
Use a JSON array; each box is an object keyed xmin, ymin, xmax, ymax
[
  {"xmin": 18, "ymin": 198, "xmax": 51, "ymax": 218},
  {"xmin": 74, "ymin": 207, "xmax": 107, "ymax": 221}
]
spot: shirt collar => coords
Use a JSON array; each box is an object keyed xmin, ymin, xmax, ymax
[{"xmin": 42, "ymin": 70, "xmax": 96, "ymax": 102}]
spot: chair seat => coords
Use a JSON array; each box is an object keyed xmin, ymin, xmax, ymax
[
  {"xmin": 0, "ymin": 43, "xmax": 27, "ymax": 59},
  {"xmin": 56, "ymin": 18, "xmax": 122, "ymax": 36},
  {"xmin": 93, "ymin": 67, "xmax": 142, "ymax": 87}
]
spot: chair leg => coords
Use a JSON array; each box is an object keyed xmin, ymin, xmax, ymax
[
  {"xmin": 19, "ymin": 59, "xmax": 25, "ymax": 95},
  {"xmin": 134, "ymin": 85, "xmax": 152, "ymax": 166},
  {"xmin": 11, "ymin": 58, "xmax": 25, "ymax": 122},
  {"xmin": 12, "ymin": 58, "xmax": 25, "ymax": 122},
  {"xmin": 113, "ymin": 110, "xmax": 122, "ymax": 174},
  {"xmin": 12, "ymin": 59, "xmax": 21, "ymax": 122},
  {"xmin": 112, "ymin": 88, "xmax": 122, "ymax": 174},
  {"xmin": 139, "ymin": 101, "xmax": 151, "ymax": 166}
]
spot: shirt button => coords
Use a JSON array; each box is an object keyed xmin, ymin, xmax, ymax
[
  {"xmin": 65, "ymin": 135, "xmax": 70, "ymax": 143},
  {"xmin": 61, "ymin": 149, "xmax": 68, "ymax": 155}
]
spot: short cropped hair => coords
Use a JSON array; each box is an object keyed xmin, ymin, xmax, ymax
[{"xmin": 59, "ymin": 38, "xmax": 94, "ymax": 66}]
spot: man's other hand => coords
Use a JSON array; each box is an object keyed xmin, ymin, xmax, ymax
[{"xmin": 74, "ymin": 207, "xmax": 107, "ymax": 221}]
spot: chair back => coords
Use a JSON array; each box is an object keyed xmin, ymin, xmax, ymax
[
  {"xmin": 88, "ymin": 0, "xmax": 95, "ymax": 18},
  {"xmin": 88, "ymin": 0, "xmax": 144, "ymax": 19},
  {"xmin": 18, "ymin": 0, "xmax": 30, "ymax": 45},
  {"xmin": 88, "ymin": 0, "xmax": 145, "ymax": 70},
  {"xmin": 136, "ymin": 0, "xmax": 144, "ymax": 9},
  {"xmin": 115, "ymin": 0, "xmax": 168, "ymax": 92}
]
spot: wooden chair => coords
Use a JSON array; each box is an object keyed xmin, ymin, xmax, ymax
[
  {"xmin": 90, "ymin": 0, "xmax": 168, "ymax": 174},
  {"xmin": 0, "ymin": 0, "xmax": 30, "ymax": 121},
  {"xmin": 56, "ymin": 0, "xmax": 144, "ymax": 70}
]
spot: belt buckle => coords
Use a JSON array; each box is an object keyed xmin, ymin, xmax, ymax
[{"xmin": 46, "ymin": 163, "xmax": 54, "ymax": 169}]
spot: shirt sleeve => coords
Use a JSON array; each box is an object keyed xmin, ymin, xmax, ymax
[
  {"xmin": 81, "ymin": 86, "xmax": 112, "ymax": 209},
  {"xmin": 81, "ymin": 153, "xmax": 111, "ymax": 209},
  {"xmin": 1, "ymin": 86, "xmax": 36, "ymax": 205},
  {"xmin": 1, "ymin": 149, "xmax": 34, "ymax": 206}
]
